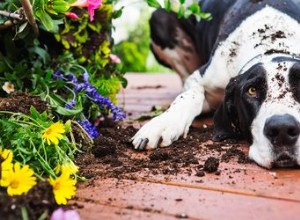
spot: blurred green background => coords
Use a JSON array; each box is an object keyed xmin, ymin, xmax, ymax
[{"xmin": 112, "ymin": 0, "xmax": 171, "ymax": 73}]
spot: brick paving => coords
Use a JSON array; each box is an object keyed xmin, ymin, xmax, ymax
[{"xmin": 73, "ymin": 73, "xmax": 300, "ymax": 220}]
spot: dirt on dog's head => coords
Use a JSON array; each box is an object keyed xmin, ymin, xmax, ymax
[{"xmin": 213, "ymin": 54, "xmax": 300, "ymax": 169}]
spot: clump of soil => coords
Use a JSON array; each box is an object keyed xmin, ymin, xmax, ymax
[
  {"xmin": 221, "ymin": 146, "xmax": 249, "ymax": 163},
  {"xmin": 0, "ymin": 181, "xmax": 59, "ymax": 220},
  {"xmin": 93, "ymin": 137, "xmax": 116, "ymax": 157},
  {"xmin": 203, "ymin": 157, "xmax": 220, "ymax": 173},
  {"xmin": 195, "ymin": 170, "xmax": 205, "ymax": 177},
  {"xmin": 149, "ymin": 151, "xmax": 170, "ymax": 161},
  {"xmin": 0, "ymin": 93, "xmax": 48, "ymax": 115}
]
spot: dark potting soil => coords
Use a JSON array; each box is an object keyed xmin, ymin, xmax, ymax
[
  {"xmin": 0, "ymin": 93, "xmax": 48, "ymax": 115},
  {"xmin": 0, "ymin": 181, "xmax": 59, "ymax": 220},
  {"xmin": 0, "ymin": 93, "xmax": 252, "ymax": 219},
  {"xmin": 76, "ymin": 122, "xmax": 251, "ymax": 181},
  {"xmin": 203, "ymin": 157, "xmax": 220, "ymax": 173}
]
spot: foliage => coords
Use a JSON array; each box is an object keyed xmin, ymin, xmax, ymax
[
  {"xmin": 0, "ymin": 0, "xmax": 211, "ymax": 215},
  {"xmin": 114, "ymin": 0, "xmax": 211, "ymax": 72},
  {"xmin": 113, "ymin": 7, "xmax": 150, "ymax": 72},
  {"xmin": 146, "ymin": 0, "xmax": 211, "ymax": 20},
  {"xmin": 0, "ymin": 0, "xmax": 126, "ymax": 130},
  {"xmin": 0, "ymin": 107, "xmax": 82, "ymax": 178}
]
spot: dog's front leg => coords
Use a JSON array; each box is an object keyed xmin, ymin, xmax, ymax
[{"xmin": 131, "ymin": 72, "xmax": 206, "ymax": 150}]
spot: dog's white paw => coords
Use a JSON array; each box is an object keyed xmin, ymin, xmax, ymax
[{"xmin": 131, "ymin": 112, "xmax": 190, "ymax": 150}]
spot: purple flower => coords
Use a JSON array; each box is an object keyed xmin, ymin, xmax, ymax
[
  {"xmin": 53, "ymin": 70, "xmax": 126, "ymax": 121},
  {"xmin": 53, "ymin": 71, "xmax": 65, "ymax": 80},
  {"xmin": 67, "ymin": 74, "xmax": 78, "ymax": 83},
  {"xmin": 65, "ymin": 100, "xmax": 76, "ymax": 109},
  {"xmin": 83, "ymin": 72, "xmax": 89, "ymax": 82},
  {"xmin": 110, "ymin": 104, "xmax": 126, "ymax": 121},
  {"xmin": 78, "ymin": 119, "xmax": 99, "ymax": 139},
  {"xmin": 50, "ymin": 208, "xmax": 80, "ymax": 220},
  {"xmin": 79, "ymin": 82, "xmax": 126, "ymax": 120},
  {"xmin": 74, "ymin": 82, "xmax": 89, "ymax": 93}
]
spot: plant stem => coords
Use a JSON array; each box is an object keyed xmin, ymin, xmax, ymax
[
  {"xmin": 19, "ymin": 0, "xmax": 39, "ymax": 35},
  {"xmin": 0, "ymin": 10, "xmax": 23, "ymax": 20}
]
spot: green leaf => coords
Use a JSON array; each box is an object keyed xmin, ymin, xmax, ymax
[
  {"xmin": 177, "ymin": 5, "xmax": 185, "ymax": 18},
  {"xmin": 112, "ymin": 6, "xmax": 124, "ymax": 19},
  {"xmin": 30, "ymin": 106, "xmax": 40, "ymax": 120},
  {"xmin": 35, "ymin": 9, "xmax": 54, "ymax": 31},
  {"xmin": 188, "ymin": 2, "xmax": 200, "ymax": 14},
  {"xmin": 179, "ymin": 0, "xmax": 185, "ymax": 4},
  {"xmin": 15, "ymin": 22, "xmax": 29, "ymax": 37},
  {"xmin": 146, "ymin": 0, "xmax": 162, "ymax": 8},
  {"xmin": 55, "ymin": 106, "xmax": 83, "ymax": 116},
  {"xmin": 64, "ymin": 120, "xmax": 72, "ymax": 133},
  {"xmin": 52, "ymin": 0, "xmax": 70, "ymax": 13},
  {"xmin": 200, "ymin": 11, "xmax": 212, "ymax": 20},
  {"xmin": 28, "ymin": 46, "xmax": 50, "ymax": 64},
  {"xmin": 164, "ymin": 0, "xmax": 171, "ymax": 11},
  {"xmin": 21, "ymin": 206, "xmax": 29, "ymax": 220},
  {"xmin": 119, "ymin": 76, "xmax": 128, "ymax": 88}
]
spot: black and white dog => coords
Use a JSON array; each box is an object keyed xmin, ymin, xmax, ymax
[{"xmin": 131, "ymin": 0, "xmax": 300, "ymax": 169}]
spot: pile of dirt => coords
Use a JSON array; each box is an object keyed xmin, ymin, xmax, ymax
[
  {"xmin": 0, "ymin": 93, "xmax": 48, "ymax": 115},
  {"xmin": 76, "ymin": 122, "xmax": 251, "ymax": 180}
]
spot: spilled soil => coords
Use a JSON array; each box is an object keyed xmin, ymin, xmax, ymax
[
  {"xmin": 0, "ymin": 93, "xmax": 252, "ymax": 219},
  {"xmin": 76, "ymin": 121, "xmax": 251, "ymax": 181}
]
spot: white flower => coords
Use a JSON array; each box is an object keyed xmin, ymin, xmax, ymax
[{"xmin": 2, "ymin": 82, "xmax": 15, "ymax": 94}]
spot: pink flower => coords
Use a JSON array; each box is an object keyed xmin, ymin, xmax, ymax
[
  {"xmin": 65, "ymin": 12, "xmax": 80, "ymax": 20},
  {"xmin": 70, "ymin": 0, "xmax": 102, "ymax": 22},
  {"xmin": 50, "ymin": 208, "xmax": 80, "ymax": 220},
  {"xmin": 109, "ymin": 54, "xmax": 121, "ymax": 64}
]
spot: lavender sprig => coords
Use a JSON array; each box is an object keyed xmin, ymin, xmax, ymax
[
  {"xmin": 65, "ymin": 100, "xmax": 76, "ymax": 109},
  {"xmin": 53, "ymin": 70, "xmax": 126, "ymax": 121},
  {"xmin": 77, "ymin": 119, "xmax": 99, "ymax": 139}
]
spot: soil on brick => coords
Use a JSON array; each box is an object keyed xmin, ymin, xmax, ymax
[
  {"xmin": 203, "ymin": 157, "xmax": 220, "ymax": 173},
  {"xmin": 0, "ymin": 93, "xmax": 252, "ymax": 219},
  {"xmin": 76, "ymin": 121, "xmax": 251, "ymax": 181}
]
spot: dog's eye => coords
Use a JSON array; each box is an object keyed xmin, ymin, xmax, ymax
[{"xmin": 248, "ymin": 87, "xmax": 257, "ymax": 97}]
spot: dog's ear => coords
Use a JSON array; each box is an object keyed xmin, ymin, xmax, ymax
[{"xmin": 213, "ymin": 77, "xmax": 240, "ymax": 141}]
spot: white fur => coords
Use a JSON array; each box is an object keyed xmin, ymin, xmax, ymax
[
  {"xmin": 132, "ymin": 71, "xmax": 206, "ymax": 149},
  {"xmin": 249, "ymin": 60, "xmax": 300, "ymax": 168},
  {"xmin": 203, "ymin": 6, "xmax": 300, "ymax": 97},
  {"xmin": 132, "ymin": 6, "xmax": 300, "ymax": 152}
]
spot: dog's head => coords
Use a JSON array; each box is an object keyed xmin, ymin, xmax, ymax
[{"xmin": 213, "ymin": 54, "xmax": 300, "ymax": 168}]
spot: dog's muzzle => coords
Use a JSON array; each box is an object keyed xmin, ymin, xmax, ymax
[{"xmin": 264, "ymin": 114, "xmax": 300, "ymax": 167}]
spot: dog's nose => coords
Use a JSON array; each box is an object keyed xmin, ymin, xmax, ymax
[{"xmin": 264, "ymin": 114, "xmax": 300, "ymax": 146}]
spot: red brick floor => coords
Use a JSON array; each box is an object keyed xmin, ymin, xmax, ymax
[{"xmin": 73, "ymin": 73, "xmax": 300, "ymax": 220}]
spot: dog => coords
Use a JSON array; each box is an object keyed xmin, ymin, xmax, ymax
[{"xmin": 131, "ymin": 0, "xmax": 300, "ymax": 169}]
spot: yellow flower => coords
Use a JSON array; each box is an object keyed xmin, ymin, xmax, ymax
[
  {"xmin": 42, "ymin": 122, "xmax": 65, "ymax": 145},
  {"xmin": 0, "ymin": 147, "xmax": 13, "ymax": 170},
  {"xmin": 0, "ymin": 148, "xmax": 14, "ymax": 186},
  {"xmin": 1, "ymin": 162, "xmax": 37, "ymax": 196},
  {"xmin": 54, "ymin": 162, "xmax": 79, "ymax": 175},
  {"xmin": 49, "ymin": 170, "xmax": 77, "ymax": 205}
]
